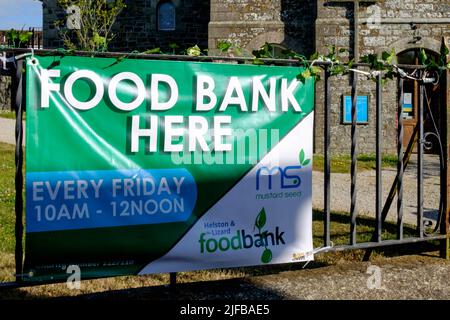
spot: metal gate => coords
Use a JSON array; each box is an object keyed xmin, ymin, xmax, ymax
[
  {"xmin": 319, "ymin": 62, "xmax": 449, "ymax": 258},
  {"xmin": 0, "ymin": 48, "xmax": 448, "ymax": 289}
]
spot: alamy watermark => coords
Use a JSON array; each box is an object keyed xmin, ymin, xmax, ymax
[
  {"xmin": 366, "ymin": 4, "xmax": 382, "ymax": 30},
  {"xmin": 66, "ymin": 264, "xmax": 81, "ymax": 290},
  {"xmin": 66, "ymin": 5, "xmax": 81, "ymax": 30},
  {"xmin": 170, "ymin": 128, "xmax": 281, "ymax": 168},
  {"xmin": 366, "ymin": 265, "xmax": 382, "ymax": 290}
]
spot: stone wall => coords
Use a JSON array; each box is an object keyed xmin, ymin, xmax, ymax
[
  {"xmin": 41, "ymin": 0, "xmax": 450, "ymax": 155},
  {"xmin": 43, "ymin": 0, "xmax": 210, "ymax": 52},
  {"xmin": 0, "ymin": 75, "xmax": 11, "ymax": 111},
  {"xmin": 111, "ymin": 0, "xmax": 210, "ymax": 51},
  {"xmin": 208, "ymin": 0, "xmax": 316, "ymax": 56},
  {"xmin": 208, "ymin": 0, "xmax": 284, "ymax": 55},
  {"xmin": 314, "ymin": 0, "xmax": 450, "ymax": 154},
  {"xmin": 42, "ymin": 0, "xmax": 65, "ymax": 49}
]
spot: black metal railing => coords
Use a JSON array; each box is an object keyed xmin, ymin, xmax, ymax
[
  {"xmin": 319, "ymin": 62, "xmax": 448, "ymax": 255},
  {"xmin": 0, "ymin": 48, "xmax": 448, "ymax": 288}
]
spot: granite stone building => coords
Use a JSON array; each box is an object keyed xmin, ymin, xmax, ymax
[{"xmin": 40, "ymin": 0, "xmax": 450, "ymax": 154}]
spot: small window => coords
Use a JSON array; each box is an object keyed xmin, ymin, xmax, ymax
[
  {"xmin": 158, "ymin": 1, "xmax": 176, "ymax": 31},
  {"xmin": 268, "ymin": 43, "xmax": 288, "ymax": 58}
]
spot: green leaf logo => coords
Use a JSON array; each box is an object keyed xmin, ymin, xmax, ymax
[
  {"xmin": 255, "ymin": 208, "xmax": 267, "ymax": 230},
  {"xmin": 299, "ymin": 149, "xmax": 311, "ymax": 167},
  {"xmin": 261, "ymin": 249, "xmax": 273, "ymax": 264},
  {"xmin": 255, "ymin": 208, "xmax": 273, "ymax": 264}
]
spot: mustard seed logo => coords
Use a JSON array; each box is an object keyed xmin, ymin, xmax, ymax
[{"xmin": 198, "ymin": 208, "xmax": 285, "ymax": 264}]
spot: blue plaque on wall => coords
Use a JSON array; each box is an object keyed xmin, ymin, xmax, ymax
[{"xmin": 342, "ymin": 95, "xmax": 369, "ymax": 124}]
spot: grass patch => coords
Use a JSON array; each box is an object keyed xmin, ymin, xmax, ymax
[
  {"xmin": 312, "ymin": 209, "xmax": 417, "ymax": 248},
  {"xmin": 0, "ymin": 142, "xmax": 16, "ymax": 254},
  {"xmin": 0, "ymin": 111, "xmax": 25, "ymax": 120},
  {"xmin": 0, "ymin": 111, "xmax": 15, "ymax": 120},
  {"xmin": 313, "ymin": 153, "xmax": 398, "ymax": 173}
]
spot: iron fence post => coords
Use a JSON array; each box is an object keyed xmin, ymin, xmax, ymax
[
  {"xmin": 440, "ymin": 57, "xmax": 450, "ymax": 259},
  {"xmin": 397, "ymin": 78, "xmax": 404, "ymax": 240},
  {"xmin": 324, "ymin": 68, "xmax": 331, "ymax": 247},
  {"xmin": 375, "ymin": 74, "xmax": 382, "ymax": 242},
  {"xmin": 418, "ymin": 77, "xmax": 424, "ymax": 238},
  {"xmin": 350, "ymin": 71, "xmax": 358, "ymax": 245},
  {"xmin": 12, "ymin": 58, "xmax": 25, "ymax": 282}
]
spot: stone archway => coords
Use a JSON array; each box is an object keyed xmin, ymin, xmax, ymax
[
  {"xmin": 385, "ymin": 37, "xmax": 442, "ymax": 57},
  {"xmin": 386, "ymin": 38, "xmax": 447, "ymax": 155},
  {"xmin": 244, "ymin": 30, "xmax": 285, "ymax": 53}
]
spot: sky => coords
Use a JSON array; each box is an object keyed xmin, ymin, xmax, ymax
[{"xmin": 0, "ymin": 0, "xmax": 42, "ymax": 30}]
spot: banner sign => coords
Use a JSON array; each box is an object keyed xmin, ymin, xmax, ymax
[{"xmin": 24, "ymin": 55, "xmax": 314, "ymax": 282}]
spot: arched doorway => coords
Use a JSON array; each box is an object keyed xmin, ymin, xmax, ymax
[{"xmin": 397, "ymin": 48, "xmax": 445, "ymax": 154}]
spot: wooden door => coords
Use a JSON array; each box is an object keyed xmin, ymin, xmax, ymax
[{"xmin": 402, "ymin": 79, "xmax": 418, "ymax": 152}]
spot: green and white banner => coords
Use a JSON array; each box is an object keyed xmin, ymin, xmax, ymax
[{"xmin": 24, "ymin": 55, "xmax": 314, "ymax": 282}]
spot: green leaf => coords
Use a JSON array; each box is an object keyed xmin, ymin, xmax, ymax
[
  {"xmin": 255, "ymin": 208, "xmax": 267, "ymax": 230},
  {"xmin": 327, "ymin": 45, "xmax": 336, "ymax": 57},
  {"xmin": 169, "ymin": 43, "xmax": 179, "ymax": 53},
  {"xmin": 93, "ymin": 32, "xmax": 106, "ymax": 45},
  {"xmin": 330, "ymin": 64, "xmax": 345, "ymax": 76},
  {"xmin": 297, "ymin": 74, "xmax": 306, "ymax": 84},
  {"xmin": 281, "ymin": 49, "xmax": 297, "ymax": 59},
  {"xmin": 302, "ymin": 159, "xmax": 311, "ymax": 166},
  {"xmin": 187, "ymin": 45, "xmax": 201, "ymax": 57},
  {"xmin": 389, "ymin": 48, "xmax": 396, "ymax": 63},
  {"xmin": 428, "ymin": 56, "xmax": 439, "ymax": 69},
  {"xmin": 301, "ymin": 68, "xmax": 311, "ymax": 79},
  {"xmin": 143, "ymin": 47, "xmax": 162, "ymax": 54},
  {"xmin": 18, "ymin": 32, "xmax": 32, "ymax": 43},
  {"xmin": 381, "ymin": 51, "xmax": 390, "ymax": 62},
  {"xmin": 217, "ymin": 40, "xmax": 231, "ymax": 52},
  {"xmin": 299, "ymin": 149, "xmax": 305, "ymax": 165},
  {"xmin": 310, "ymin": 52, "xmax": 319, "ymax": 60},
  {"xmin": 382, "ymin": 48, "xmax": 396, "ymax": 64},
  {"xmin": 252, "ymin": 58, "xmax": 265, "ymax": 65},
  {"xmin": 252, "ymin": 43, "xmax": 273, "ymax": 58},
  {"xmin": 384, "ymin": 70, "xmax": 395, "ymax": 81},
  {"xmin": 419, "ymin": 49, "xmax": 428, "ymax": 65},
  {"xmin": 311, "ymin": 66, "xmax": 322, "ymax": 75},
  {"xmin": 261, "ymin": 249, "xmax": 273, "ymax": 264},
  {"xmin": 348, "ymin": 59, "xmax": 355, "ymax": 69}
]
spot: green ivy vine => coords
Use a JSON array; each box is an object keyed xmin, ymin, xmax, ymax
[{"xmin": 46, "ymin": 40, "xmax": 449, "ymax": 86}]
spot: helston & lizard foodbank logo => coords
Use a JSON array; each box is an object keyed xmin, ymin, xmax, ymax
[{"xmin": 198, "ymin": 208, "xmax": 285, "ymax": 263}]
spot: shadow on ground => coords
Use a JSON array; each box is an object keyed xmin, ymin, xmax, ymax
[
  {"xmin": 0, "ymin": 277, "xmax": 288, "ymax": 300},
  {"xmin": 69, "ymin": 278, "xmax": 287, "ymax": 300}
]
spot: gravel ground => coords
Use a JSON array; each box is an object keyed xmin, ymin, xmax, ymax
[
  {"xmin": 0, "ymin": 118, "xmax": 15, "ymax": 145},
  {"xmin": 51, "ymin": 254, "xmax": 450, "ymax": 300},
  {"xmin": 0, "ymin": 118, "xmax": 24, "ymax": 145},
  {"xmin": 312, "ymin": 154, "xmax": 442, "ymax": 227},
  {"xmin": 250, "ymin": 256, "xmax": 450, "ymax": 300}
]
